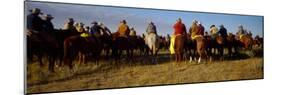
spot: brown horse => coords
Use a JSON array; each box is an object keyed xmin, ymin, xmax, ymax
[
  {"xmin": 193, "ymin": 35, "xmax": 207, "ymax": 63},
  {"xmin": 253, "ymin": 35, "xmax": 263, "ymax": 47},
  {"xmin": 226, "ymin": 33, "xmax": 239, "ymax": 56},
  {"xmin": 204, "ymin": 35, "xmax": 226, "ymax": 61},
  {"xmin": 174, "ymin": 35, "xmax": 186, "ymax": 62},
  {"xmin": 215, "ymin": 35, "xmax": 226, "ymax": 60},
  {"xmin": 239, "ymin": 34, "xmax": 253, "ymax": 50},
  {"xmin": 63, "ymin": 35, "xmax": 102, "ymax": 69},
  {"xmin": 111, "ymin": 32, "xmax": 134, "ymax": 63}
]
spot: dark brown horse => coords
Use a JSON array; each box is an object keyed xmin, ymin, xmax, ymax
[
  {"xmin": 226, "ymin": 33, "xmax": 239, "ymax": 56},
  {"xmin": 27, "ymin": 30, "xmax": 60, "ymax": 72},
  {"xmin": 63, "ymin": 35, "xmax": 102, "ymax": 69},
  {"xmin": 111, "ymin": 32, "xmax": 134, "ymax": 63},
  {"xmin": 204, "ymin": 35, "xmax": 226, "ymax": 61}
]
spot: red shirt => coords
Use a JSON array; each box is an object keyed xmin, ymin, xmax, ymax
[{"xmin": 173, "ymin": 22, "xmax": 186, "ymax": 35}]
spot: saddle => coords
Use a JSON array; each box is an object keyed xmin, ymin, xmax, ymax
[
  {"xmin": 80, "ymin": 33, "xmax": 90, "ymax": 37},
  {"xmin": 191, "ymin": 35, "xmax": 204, "ymax": 40}
]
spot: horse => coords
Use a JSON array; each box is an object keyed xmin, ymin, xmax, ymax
[
  {"xmin": 53, "ymin": 29, "xmax": 80, "ymax": 67},
  {"xmin": 191, "ymin": 35, "xmax": 207, "ymax": 63},
  {"xmin": 204, "ymin": 35, "xmax": 226, "ymax": 61},
  {"xmin": 184, "ymin": 33, "xmax": 196, "ymax": 63},
  {"xmin": 174, "ymin": 34, "xmax": 186, "ymax": 62},
  {"xmin": 145, "ymin": 33, "xmax": 160, "ymax": 64},
  {"xmin": 238, "ymin": 34, "xmax": 253, "ymax": 50},
  {"xmin": 99, "ymin": 34, "xmax": 113, "ymax": 58},
  {"xmin": 253, "ymin": 35, "xmax": 263, "ymax": 48},
  {"xmin": 226, "ymin": 33, "xmax": 239, "ymax": 57},
  {"xmin": 111, "ymin": 33, "xmax": 134, "ymax": 63},
  {"xmin": 63, "ymin": 35, "xmax": 102, "ymax": 69},
  {"xmin": 27, "ymin": 29, "xmax": 61, "ymax": 72}
]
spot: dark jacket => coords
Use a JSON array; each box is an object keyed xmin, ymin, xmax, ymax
[
  {"xmin": 27, "ymin": 14, "xmax": 44, "ymax": 32},
  {"xmin": 90, "ymin": 24, "xmax": 103, "ymax": 35},
  {"xmin": 219, "ymin": 27, "xmax": 227, "ymax": 38}
]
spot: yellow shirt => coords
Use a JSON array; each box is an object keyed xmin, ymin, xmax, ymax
[{"xmin": 117, "ymin": 23, "xmax": 129, "ymax": 37}]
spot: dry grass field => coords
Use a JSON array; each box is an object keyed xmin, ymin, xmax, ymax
[{"xmin": 26, "ymin": 49, "xmax": 263, "ymax": 94}]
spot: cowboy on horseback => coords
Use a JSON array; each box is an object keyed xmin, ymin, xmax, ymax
[
  {"xmin": 146, "ymin": 22, "xmax": 157, "ymax": 35},
  {"xmin": 116, "ymin": 20, "xmax": 130, "ymax": 38},
  {"xmin": 26, "ymin": 8, "xmax": 44, "ymax": 37},
  {"xmin": 174, "ymin": 18, "xmax": 187, "ymax": 36},
  {"xmin": 218, "ymin": 24, "xmax": 228, "ymax": 42},
  {"xmin": 90, "ymin": 21, "xmax": 104, "ymax": 37},
  {"xmin": 189, "ymin": 20, "xmax": 201, "ymax": 40},
  {"xmin": 210, "ymin": 24, "xmax": 219, "ymax": 40},
  {"xmin": 129, "ymin": 27, "xmax": 137, "ymax": 37},
  {"xmin": 98, "ymin": 22, "xmax": 112, "ymax": 36},
  {"xmin": 75, "ymin": 22, "xmax": 86, "ymax": 33},
  {"xmin": 236, "ymin": 25, "xmax": 248, "ymax": 40},
  {"xmin": 197, "ymin": 22, "xmax": 205, "ymax": 36},
  {"xmin": 171, "ymin": 18, "xmax": 187, "ymax": 62},
  {"xmin": 63, "ymin": 18, "xmax": 76, "ymax": 31},
  {"xmin": 27, "ymin": 8, "xmax": 57, "ymax": 44}
]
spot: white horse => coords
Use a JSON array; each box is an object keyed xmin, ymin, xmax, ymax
[{"xmin": 145, "ymin": 33, "xmax": 160, "ymax": 64}]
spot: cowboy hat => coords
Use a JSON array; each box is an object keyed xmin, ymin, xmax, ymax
[
  {"xmin": 67, "ymin": 18, "xmax": 74, "ymax": 23},
  {"xmin": 30, "ymin": 8, "xmax": 43, "ymax": 14},
  {"xmin": 192, "ymin": 19, "xmax": 198, "ymax": 23},
  {"xmin": 43, "ymin": 14, "xmax": 54, "ymax": 19},
  {"xmin": 121, "ymin": 20, "xmax": 127, "ymax": 23},
  {"xmin": 91, "ymin": 21, "xmax": 98, "ymax": 24}
]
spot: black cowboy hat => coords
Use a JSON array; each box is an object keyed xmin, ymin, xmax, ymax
[{"xmin": 91, "ymin": 21, "xmax": 98, "ymax": 24}]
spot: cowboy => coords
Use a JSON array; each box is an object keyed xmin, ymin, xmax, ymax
[
  {"xmin": 189, "ymin": 20, "xmax": 198, "ymax": 40},
  {"xmin": 204, "ymin": 31, "xmax": 209, "ymax": 37},
  {"xmin": 236, "ymin": 25, "xmax": 247, "ymax": 39},
  {"xmin": 210, "ymin": 24, "xmax": 219, "ymax": 39},
  {"xmin": 146, "ymin": 21, "xmax": 157, "ymax": 35},
  {"xmin": 85, "ymin": 26, "xmax": 90, "ymax": 33},
  {"xmin": 76, "ymin": 22, "xmax": 86, "ymax": 33},
  {"xmin": 173, "ymin": 18, "xmax": 187, "ymax": 36},
  {"xmin": 166, "ymin": 34, "xmax": 170, "ymax": 42},
  {"xmin": 197, "ymin": 21, "xmax": 205, "ymax": 36},
  {"xmin": 170, "ymin": 18, "xmax": 187, "ymax": 54},
  {"xmin": 248, "ymin": 30, "xmax": 253, "ymax": 37},
  {"xmin": 90, "ymin": 21, "xmax": 103, "ymax": 37},
  {"xmin": 99, "ymin": 22, "xmax": 111, "ymax": 36},
  {"xmin": 218, "ymin": 24, "xmax": 228, "ymax": 41},
  {"xmin": 40, "ymin": 14, "xmax": 58, "ymax": 46},
  {"xmin": 129, "ymin": 27, "xmax": 137, "ymax": 36},
  {"xmin": 26, "ymin": 8, "xmax": 44, "ymax": 35},
  {"xmin": 63, "ymin": 18, "xmax": 76, "ymax": 31},
  {"xmin": 42, "ymin": 14, "xmax": 54, "ymax": 32},
  {"xmin": 116, "ymin": 20, "xmax": 130, "ymax": 37}
]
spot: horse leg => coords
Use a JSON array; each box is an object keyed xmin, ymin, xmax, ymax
[
  {"xmin": 48, "ymin": 56, "xmax": 55, "ymax": 72},
  {"xmin": 38, "ymin": 53, "xmax": 44, "ymax": 67},
  {"xmin": 82, "ymin": 53, "xmax": 86, "ymax": 65},
  {"xmin": 218, "ymin": 46, "xmax": 224, "ymax": 60}
]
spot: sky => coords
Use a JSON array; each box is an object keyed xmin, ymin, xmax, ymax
[{"xmin": 25, "ymin": 1, "xmax": 263, "ymax": 37}]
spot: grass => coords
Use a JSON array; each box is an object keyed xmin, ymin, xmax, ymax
[{"xmin": 26, "ymin": 50, "xmax": 263, "ymax": 94}]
